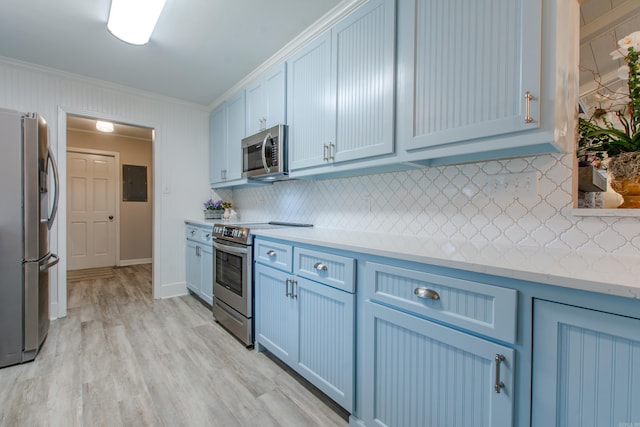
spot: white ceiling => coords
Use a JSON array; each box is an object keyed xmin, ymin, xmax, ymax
[{"xmin": 0, "ymin": 0, "xmax": 342, "ymax": 106}]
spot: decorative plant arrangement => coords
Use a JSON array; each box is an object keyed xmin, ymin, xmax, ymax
[
  {"xmin": 579, "ymin": 31, "xmax": 640, "ymax": 208},
  {"xmin": 203, "ymin": 199, "xmax": 233, "ymax": 219}
]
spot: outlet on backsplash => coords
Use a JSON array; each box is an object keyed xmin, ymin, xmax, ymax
[{"xmin": 485, "ymin": 171, "xmax": 539, "ymax": 201}]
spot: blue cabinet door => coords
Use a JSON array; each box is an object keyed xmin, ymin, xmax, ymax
[
  {"xmin": 185, "ymin": 239, "xmax": 200, "ymax": 294},
  {"xmin": 287, "ymin": 30, "xmax": 332, "ymax": 171},
  {"xmin": 363, "ymin": 300, "xmax": 514, "ymax": 427},
  {"xmin": 246, "ymin": 63, "xmax": 286, "ymax": 136},
  {"xmin": 200, "ymin": 244, "xmax": 213, "ymax": 306},
  {"xmin": 226, "ymin": 91, "xmax": 245, "ymax": 182},
  {"xmin": 331, "ymin": 0, "xmax": 395, "ymax": 163},
  {"xmin": 254, "ymin": 263, "xmax": 297, "ymax": 364},
  {"xmin": 398, "ymin": 0, "xmax": 541, "ymax": 151},
  {"xmin": 295, "ymin": 276, "xmax": 355, "ymax": 412},
  {"xmin": 209, "ymin": 104, "xmax": 227, "ymax": 185},
  {"xmin": 532, "ymin": 300, "xmax": 640, "ymax": 427}
]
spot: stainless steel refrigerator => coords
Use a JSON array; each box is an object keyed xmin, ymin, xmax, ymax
[{"xmin": 0, "ymin": 107, "xmax": 59, "ymax": 368}]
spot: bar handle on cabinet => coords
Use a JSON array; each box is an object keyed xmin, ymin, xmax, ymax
[
  {"xmin": 328, "ymin": 142, "xmax": 335, "ymax": 161},
  {"xmin": 495, "ymin": 354, "xmax": 506, "ymax": 393},
  {"xmin": 285, "ymin": 278, "xmax": 291, "ymax": 298},
  {"xmin": 414, "ymin": 287, "xmax": 440, "ymax": 300},
  {"xmin": 323, "ymin": 144, "xmax": 328, "ymax": 161},
  {"xmin": 266, "ymin": 250, "xmax": 277, "ymax": 257},
  {"xmin": 524, "ymin": 91, "xmax": 534, "ymax": 123},
  {"xmin": 313, "ymin": 262, "xmax": 328, "ymax": 272},
  {"xmin": 291, "ymin": 280, "xmax": 298, "ymax": 299}
]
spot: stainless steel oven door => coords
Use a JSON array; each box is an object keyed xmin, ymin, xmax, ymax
[{"xmin": 213, "ymin": 240, "xmax": 252, "ymax": 318}]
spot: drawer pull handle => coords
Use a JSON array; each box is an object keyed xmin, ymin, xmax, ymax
[
  {"xmin": 495, "ymin": 354, "xmax": 506, "ymax": 393},
  {"xmin": 313, "ymin": 262, "xmax": 328, "ymax": 271},
  {"xmin": 414, "ymin": 287, "xmax": 440, "ymax": 300},
  {"xmin": 266, "ymin": 250, "xmax": 277, "ymax": 257}
]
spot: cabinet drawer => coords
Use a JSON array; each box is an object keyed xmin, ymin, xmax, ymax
[
  {"xmin": 254, "ymin": 239, "xmax": 293, "ymax": 272},
  {"xmin": 199, "ymin": 228, "xmax": 214, "ymax": 245},
  {"xmin": 294, "ymin": 248, "xmax": 355, "ymax": 293},
  {"xmin": 185, "ymin": 225, "xmax": 199, "ymax": 240},
  {"xmin": 364, "ymin": 262, "xmax": 517, "ymax": 343}
]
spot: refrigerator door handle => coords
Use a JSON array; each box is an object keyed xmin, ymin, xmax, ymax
[
  {"xmin": 46, "ymin": 147, "xmax": 59, "ymax": 230},
  {"xmin": 39, "ymin": 252, "xmax": 59, "ymax": 271}
]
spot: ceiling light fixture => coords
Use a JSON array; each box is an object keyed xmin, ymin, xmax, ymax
[
  {"xmin": 107, "ymin": 0, "xmax": 167, "ymax": 45},
  {"xmin": 96, "ymin": 121, "xmax": 115, "ymax": 133}
]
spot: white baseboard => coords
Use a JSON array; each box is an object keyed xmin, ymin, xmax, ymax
[
  {"xmin": 159, "ymin": 281, "xmax": 188, "ymax": 299},
  {"xmin": 119, "ymin": 258, "xmax": 152, "ymax": 267}
]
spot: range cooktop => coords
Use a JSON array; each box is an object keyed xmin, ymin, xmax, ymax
[{"xmin": 211, "ymin": 221, "xmax": 313, "ymax": 245}]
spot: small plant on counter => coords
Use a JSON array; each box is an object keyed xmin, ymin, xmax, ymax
[
  {"xmin": 220, "ymin": 200, "xmax": 233, "ymax": 209},
  {"xmin": 204, "ymin": 199, "xmax": 224, "ymax": 210}
]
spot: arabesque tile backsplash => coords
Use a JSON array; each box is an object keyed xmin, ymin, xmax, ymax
[{"xmin": 218, "ymin": 153, "xmax": 640, "ymax": 257}]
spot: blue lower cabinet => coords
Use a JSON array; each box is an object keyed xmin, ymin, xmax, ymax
[
  {"xmin": 255, "ymin": 263, "xmax": 355, "ymax": 412},
  {"xmin": 532, "ymin": 299, "xmax": 640, "ymax": 427},
  {"xmin": 362, "ymin": 300, "xmax": 515, "ymax": 427}
]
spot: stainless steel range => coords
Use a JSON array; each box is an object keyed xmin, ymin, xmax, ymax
[{"xmin": 211, "ymin": 222, "xmax": 311, "ymax": 346}]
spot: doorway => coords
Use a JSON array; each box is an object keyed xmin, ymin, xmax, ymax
[
  {"xmin": 65, "ymin": 114, "xmax": 154, "ymax": 280},
  {"xmin": 67, "ymin": 149, "xmax": 118, "ymax": 270}
]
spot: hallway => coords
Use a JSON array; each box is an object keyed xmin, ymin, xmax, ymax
[{"xmin": 0, "ymin": 264, "xmax": 348, "ymax": 426}]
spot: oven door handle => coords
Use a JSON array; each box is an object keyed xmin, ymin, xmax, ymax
[{"xmin": 213, "ymin": 241, "xmax": 249, "ymax": 255}]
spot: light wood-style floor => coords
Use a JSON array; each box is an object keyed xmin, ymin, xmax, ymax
[{"xmin": 0, "ymin": 264, "xmax": 349, "ymax": 427}]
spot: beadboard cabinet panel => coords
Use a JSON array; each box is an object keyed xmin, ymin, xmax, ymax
[
  {"xmin": 245, "ymin": 63, "xmax": 286, "ymax": 135},
  {"xmin": 363, "ymin": 301, "xmax": 514, "ymax": 427},
  {"xmin": 287, "ymin": 31, "xmax": 333, "ymax": 171},
  {"xmin": 331, "ymin": 0, "xmax": 395, "ymax": 163},
  {"xmin": 532, "ymin": 300, "xmax": 640, "ymax": 427},
  {"xmin": 400, "ymin": 0, "xmax": 540, "ymax": 150},
  {"xmin": 209, "ymin": 105, "xmax": 227, "ymax": 186}
]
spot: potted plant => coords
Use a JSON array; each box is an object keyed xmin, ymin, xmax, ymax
[
  {"xmin": 580, "ymin": 31, "xmax": 640, "ymax": 208},
  {"xmin": 203, "ymin": 199, "xmax": 224, "ymax": 220}
]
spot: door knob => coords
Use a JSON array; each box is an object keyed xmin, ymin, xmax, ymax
[{"xmin": 108, "ymin": 215, "xmax": 114, "ymax": 221}]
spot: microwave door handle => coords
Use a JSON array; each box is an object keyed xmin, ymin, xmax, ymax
[
  {"xmin": 261, "ymin": 132, "xmax": 272, "ymax": 173},
  {"xmin": 46, "ymin": 147, "xmax": 60, "ymax": 230}
]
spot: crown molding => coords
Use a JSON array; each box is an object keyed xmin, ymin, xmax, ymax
[{"xmin": 207, "ymin": 0, "xmax": 367, "ymax": 111}]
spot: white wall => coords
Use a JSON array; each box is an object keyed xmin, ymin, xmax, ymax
[
  {"xmin": 0, "ymin": 57, "xmax": 211, "ymax": 318},
  {"xmin": 232, "ymin": 153, "xmax": 640, "ymax": 258}
]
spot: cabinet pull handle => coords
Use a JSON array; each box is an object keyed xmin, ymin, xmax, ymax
[
  {"xmin": 323, "ymin": 144, "xmax": 328, "ymax": 161},
  {"xmin": 414, "ymin": 287, "xmax": 440, "ymax": 300},
  {"xmin": 266, "ymin": 250, "xmax": 277, "ymax": 257},
  {"xmin": 495, "ymin": 354, "xmax": 506, "ymax": 393},
  {"xmin": 313, "ymin": 262, "xmax": 328, "ymax": 271},
  {"xmin": 292, "ymin": 280, "xmax": 298, "ymax": 299},
  {"xmin": 191, "ymin": 230, "xmax": 196, "ymax": 235},
  {"xmin": 196, "ymin": 246, "xmax": 200, "ymax": 256},
  {"xmin": 285, "ymin": 278, "xmax": 291, "ymax": 297},
  {"xmin": 329, "ymin": 142, "xmax": 335, "ymax": 161},
  {"xmin": 524, "ymin": 91, "xmax": 534, "ymax": 123}
]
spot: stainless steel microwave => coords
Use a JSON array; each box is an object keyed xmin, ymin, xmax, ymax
[{"xmin": 241, "ymin": 124, "xmax": 288, "ymax": 181}]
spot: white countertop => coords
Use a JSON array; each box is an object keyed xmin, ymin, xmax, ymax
[{"xmin": 250, "ymin": 227, "xmax": 640, "ymax": 300}]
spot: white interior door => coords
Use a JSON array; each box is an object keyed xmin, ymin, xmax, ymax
[{"xmin": 67, "ymin": 151, "xmax": 117, "ymax": 270}]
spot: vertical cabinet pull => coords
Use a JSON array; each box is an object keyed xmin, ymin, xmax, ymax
[
  {"xmin": 323, "ymin": 144, "xmax": 328, "ymax": 161},
  {"xmin": 494, "ymin": 354, "xmax": 506, "ymax": 393},
  {"xmin": 291, "ymin": 280, "xmax": 298, "ymax": 299},
  {"xmin": 524, "ymin": 91, "xmax": 534, "ymax": 123},
  {"xmin": 328, "ymin": 142, "xmax": 335, "ymax": 161},
  {"xmin": 285, "ymin": 278, "xmax": 291, "ymax": 297}
]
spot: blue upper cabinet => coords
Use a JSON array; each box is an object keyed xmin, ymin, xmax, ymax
[
  {"xmin": 287, "ymin": 0, "xmax": 396, "ymax": 173},
  {"xmin": 397, "ymin": 0, "xmax": 574, "ymax": 164},
  {"xmin": 245, "ymin": 63, "xmax": 286, "ymax": 136},
  {"xmin": 209, "ymin": 91, "xmax": 245, "ymax": 187},
  {"xmin": 209, "ymin": 104, "xmax": 227, "ymax": 186},
  {"xmin": 287, "ymin": 31, "xmax": 333, "ymax": 171}
]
